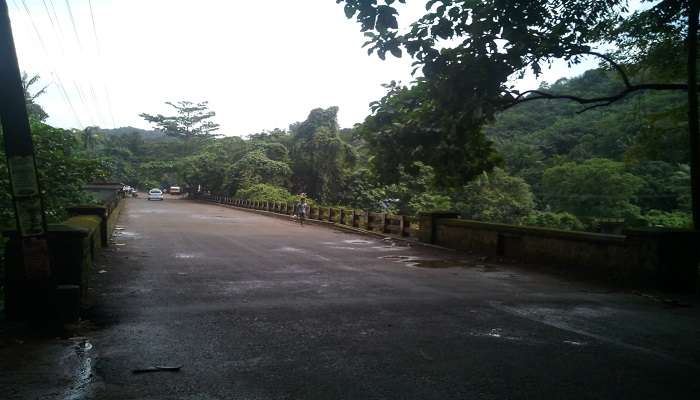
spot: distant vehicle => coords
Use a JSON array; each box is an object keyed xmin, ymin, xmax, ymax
[
  {"xmin": 148, "ymin": 188, "xmax": 164, "ymax": 201},
  {"xmin": 169, "ymin": 186, "xmax": 182, "ymax": 195}
]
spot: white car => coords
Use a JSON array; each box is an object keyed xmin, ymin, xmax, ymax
[{"xmin": 148, "ymin": 188, "xmax": 164, "ymax": 201}]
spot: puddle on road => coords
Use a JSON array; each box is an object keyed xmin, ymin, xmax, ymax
[
  {"xmin": 275, "ymin": 246, "xmax": 308, "ymax": 254},
  {"xmin": 378, "ymin": 255, "xmax": 506, "ymax": 271},
  {"xmin": 342, "ymin": 239, "xmax": 374, "ymax": 245},
  {"xmin": 379, "ymin": 255, "xmax": 472, "ymax": 269},
  {"xmin": 63, "ymin": 338, "xmax": 96, "ymax": 400},
  {"xmin": 371, "ymin": 245, "xmax": 409, "ymax": 251},
  {"xmin": 113, "ymin": 231, "xmax": 141, "ymax": 239}
]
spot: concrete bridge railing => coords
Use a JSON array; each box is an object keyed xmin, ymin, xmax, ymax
[
  {"xmin": 2, "ymin": 184, "xmax": 126, "ymax": 322},
  {"xmin": 195, "ymin": 194, "xmax": 699, "ymax": 292},
  {"xmin": 198, "ymin": 195, "xmax": 420, "ymax": 238}
]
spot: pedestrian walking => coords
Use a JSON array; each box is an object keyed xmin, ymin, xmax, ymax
[{"xmin": 294, "ymin": 196, "xmax": 309, "ymax": 226}]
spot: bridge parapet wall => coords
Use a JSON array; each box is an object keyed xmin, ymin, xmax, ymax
[{"xmin": 2, "ymin": 184, "xmax": 125, "ymax": 321}]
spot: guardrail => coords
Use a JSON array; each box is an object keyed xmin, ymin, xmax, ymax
[{"xmin": 197, "ymin": 194, "xmax": 420, "ymax": 239}]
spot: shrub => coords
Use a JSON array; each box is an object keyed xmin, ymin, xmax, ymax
[
  {"xmin": 235, "ymin": 184, "xmax": 297, "ymax": 204},
  {"xmin": 454, "ymin": 168, "xmax": 535, "ymax": 225},
  {"xmin": 640, "ymin": 210, "xmax": 692, "ymax": 229},
  {"xmin": 525, "ymin": 211, "xmax": 585, "ymax": 231}
]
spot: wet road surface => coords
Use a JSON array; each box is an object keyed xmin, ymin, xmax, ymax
[{"xmin": 2, "ymin": 197, "xmax": 700, "ymax": 399}]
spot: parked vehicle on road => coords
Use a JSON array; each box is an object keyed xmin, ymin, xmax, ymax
[
  {"xmin": 169, "ymin": 186, "xmax": 181, "ymax": 195},
  {"xmin": 148, "ymin": 188, "xmax": 164, "ymax": 201}
]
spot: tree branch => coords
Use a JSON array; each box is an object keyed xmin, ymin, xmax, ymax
[
  {"xmin": 505, "ymin": 83, "xmax": 689, "ymax": 113},
  {"xmin": 576, "ymin": 51, "xmax": 632, "ymax": 88}
]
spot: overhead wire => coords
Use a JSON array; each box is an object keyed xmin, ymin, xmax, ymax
[
  {"xmin": 40, "ymin": 0, "xmax": 60, "ymax": 53},
  {"xmin": 73, "ymin": 80, "xmax": 97, "ymax": 124},
  {"xmin": 12, "ymin": 0, "xmax": 119, "ymax": 129},
  {"xmin": 64, "ymin": 0, "xmax": 104, "ymax": 126},
  {"xmin": 14, "ymin": 0, "xmax": 84, "ymax": 128},
  {"xmin": 87, "ymin": 0, "xmax": 117, "ymax": 127},
  {"xmin": 47, "ymin": 0, "xmax": 65, "ymax": 38},
  {"xmin": 52, "ymin": 73, "xmax": 83, "ymax": 128},
  {"xmin": 63, "ymin": 0, "xmax": 81, "ymax": 50},
  {"xmin": 39, "ymin": 0, "xmax": 98, "ymax": 127}
]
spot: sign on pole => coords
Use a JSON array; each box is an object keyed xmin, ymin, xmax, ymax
[{"xmin": 0, "ymin": 0, "xmax": 51, "ymax": 279}]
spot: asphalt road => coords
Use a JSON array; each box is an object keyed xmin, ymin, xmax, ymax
[{"xmin": 3, "ymin": 197, "xmax": 700, "ymax": 399}]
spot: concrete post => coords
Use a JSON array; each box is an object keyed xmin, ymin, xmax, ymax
[{"xmin": 399, "ymin": 215, "xmax": 406, "ymax": 237}]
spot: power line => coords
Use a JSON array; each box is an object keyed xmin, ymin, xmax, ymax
[
  {"xmin": 18, "ymin": 0, "xmax": 49, "ymax": 54},
  {"xmin": 63, "ymin": 0, "xmax": 82, "ymax": 50},
  {"xmin": 52, "ymin": 73, "xmax": 83, "ymax": 128},
  {"xmin": 73, "ymin": 80, "xmax": 97, "ymax": 125},
  {"xmin": 40, "ymin": 0, "xmax": 56, "ymax": 37},
  {"xmin": 14, "ymin": 0, "xmax": 86, "ymax": 128},
  {"xmin": 103, "ymin": 86, "xmax": 116, "ymax": 128},
  {"xmin": 47, "ymin": 0, "xmax": 65, "ymax": 38},
  {"xmin": 87, "ymin": 0, "xmax": 99, "ymax": 55},
  {"xmin": 87, "ymin": 0, "xmax": 118, "ymax": 128},
  {"xmin": 88, "ymin": 82, "xmax": 105, "ymax": 125},
  {"xmin": 14, "ymin": 0, "xmax": 116, "ymax": 128},
  {"xmin": 45, "ymin": 0, "xmax": 102, "ymax": 127}
]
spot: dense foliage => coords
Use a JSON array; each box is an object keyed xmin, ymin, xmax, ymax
[
  {"xmin": 79, "ymin": 67, "xmax": 690, "ymax": 232},
  {"xmin": 0, "ymin": 75, "xmax": 108, "ymax": 229},
  {"xmin": 0, "ymin": 0, "xmax": 694, "ymax": 234},
  {"xmin": 331, "ymin": 0, "xmax": 695, "ymax": 229}
]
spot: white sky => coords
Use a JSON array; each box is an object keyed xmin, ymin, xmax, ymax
[{"xmin": 8, "ymin": 0, "xmax": 598, "ymax": 135}]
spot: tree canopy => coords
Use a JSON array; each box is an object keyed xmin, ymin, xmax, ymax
[{"xmin": 139, "ymin": 101, "xmax": 220, "ymax": 141}]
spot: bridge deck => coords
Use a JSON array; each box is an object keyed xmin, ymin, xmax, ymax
[{"xmin": 2, "ymin": 196, "xmax": 699, "ymax": 399}]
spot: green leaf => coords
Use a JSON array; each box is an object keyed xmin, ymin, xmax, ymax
[
  {"xmin": 390, "ymin": 46, "xmax": 402, "ymax": 58},
  {"xmin": 344, "ymin": 4, "xmax": 355, "ymax": 19}
]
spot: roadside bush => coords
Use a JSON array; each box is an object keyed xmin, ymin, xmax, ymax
[
  {"xmin": 453, "ymin": 168, "xmax": 535, "ymax": 225},
  {"xmin": 235, "ymin": 183, "xmax": 297, "ymax": 204},
  {"xmin": 640, "ymin": 210, "xmax": 692, "ymax": 229},
  {"xmin": 406, "ymin": 192, "xmax": 453, "ymax": 215},
  {"xmin": 525, "ymin": 211, "xmax": 585, "ymax": 231},
  {"xmin": 1, "ymin": 122, "xmax": 107, "ymax": 226}
]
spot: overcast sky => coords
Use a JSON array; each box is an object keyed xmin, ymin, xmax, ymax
[{"xmin": 8, "ymin": 0, "xmax": 598, "ymax": 135}]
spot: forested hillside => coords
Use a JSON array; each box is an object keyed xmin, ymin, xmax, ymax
[
  {"xmin": 485, "ymin": 69, "xmax": 691, "ymax": 230},
  {"xmin": 87, "ymin": 68, "xmax": 690, "ymax": 232},
  {"xmin": 0, "ymin": 66, "xmax": 692, "ymax": 235}
]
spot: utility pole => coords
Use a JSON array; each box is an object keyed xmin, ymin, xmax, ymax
[
  {"xmin": 0, "ymin": 0, "xmax": 52, "ymax": 293},
  {"xmin": 688, "ymin": 0, "xmax": 700, "ymax": 230}
]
